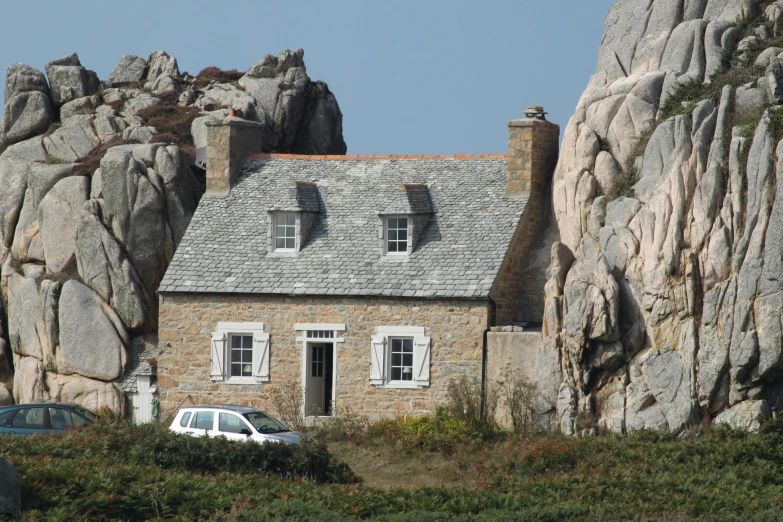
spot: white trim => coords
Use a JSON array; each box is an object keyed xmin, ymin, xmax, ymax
[
  {"xmin": 301, "ymin": 337, "xmax": 339, "ymax": 419},
  {"xmin": 270, "ymin": 212, "xmax": 299, "ymax": 253},
  {"xmin": 383, "ymin": 215, "xmax": 411, "ymax": 256},
  {"xmin": 217, "ymin": 322, "xmax": 265, "ymax": 332},
  {"xmin": 214, "ymin": 322, "xmax": 267, "ymax": 385},
  {"xmin": 294, "ymin": 323, "xmax": 346, "ymax": 331},
  {"xmin": 377, "ymin": 326, "xmax": 425, "ymax": 336}
]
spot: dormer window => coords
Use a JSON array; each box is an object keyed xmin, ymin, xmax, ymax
[
  {"xmin": 266, "ymin": 181, "xmax": 320, "ymax": 255},
  {"xmin": 386, "ymin": 217, "xmax": 409, "ymax": 254},
  {"xmin": 274, "ymin": 213, "xmax": 297, "ymax": 251},
  {"xmin": 378, "ymin": 184, "xmax": 433, "ymax": 257}
]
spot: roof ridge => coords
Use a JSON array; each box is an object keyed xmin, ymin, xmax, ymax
[{"xmin": 247, "ymin": 153, "xmax": 507, "ymax": 160}]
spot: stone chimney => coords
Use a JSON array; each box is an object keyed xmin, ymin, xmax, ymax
[
  {"xmin": 205, "ymin": 117, "xmax": 265, "ymax": 197},
  {"xmin": 506, "ymin": 106, "xmax": 559, "ymax": 202}
]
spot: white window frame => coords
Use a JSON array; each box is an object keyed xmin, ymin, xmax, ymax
[
  {"xmin": 370, "ymin": 326, "xmax": 431, "ymax": 389},
  {"xmin": 271, "ymin": 212, "xmax": 298, "ymax": 252},
  {"xmin": 211, "ymin": 322, "xmax": 269, "ymax": 385},
  {"xmin": 384, "ymin": 216, "xmax": 410, "ymax": 256}
]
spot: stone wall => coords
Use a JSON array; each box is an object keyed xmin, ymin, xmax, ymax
[
  {"xmin": 485, "ymin": 330, "xmax": 542, "ymax": 428},
  {"xmin": 157, "ymin": 293, "xmax": 489, "ymax": 420}
]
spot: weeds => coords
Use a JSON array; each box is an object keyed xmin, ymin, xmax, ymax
[
  {"xmin": 499, "ymin": 372, "xmax": 537, "ymax": 434},
  {"xmin": 268, "ymin": 382, "xmax": 305, "ymax": 431},
  {"xmin": 72, "ymin": 137, "xmax": 140, "ymax": 176},
  {"xmin": 447, "ymin": 375, "xmax": 499, "ymax": 433}
]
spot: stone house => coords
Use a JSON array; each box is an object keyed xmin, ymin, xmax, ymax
[{"xmin": 155, "ymin": 111, "xmax": 559, "ymax": 420}]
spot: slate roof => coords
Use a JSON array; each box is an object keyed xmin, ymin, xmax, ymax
[{"xmin": 159, "ymin": 155, "xmax": 526, "ymax": 299}]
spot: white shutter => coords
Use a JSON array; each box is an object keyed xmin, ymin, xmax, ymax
[
  {"xmin": 413, "ymin": 336, "xmax": 431, "ymax": 386},
  {"xmin": 253, "ymin": 332, "xmax": 271, "ymax": 383},
  {"xmin": 210, "ymin": 332, "xmax": 226, "ymax": 381},
  {"xmin": 370, "ymin": 335, "xmax": 386, "ymax": 385}
]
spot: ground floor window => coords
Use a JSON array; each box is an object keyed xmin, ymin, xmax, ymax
[
  {"xmin": 370, "ymin": 326, "xmax": 431, "ymax": 388},
  {"xmin": 210, "ymin": 322, "xmax": 269, "ymax": 384}
]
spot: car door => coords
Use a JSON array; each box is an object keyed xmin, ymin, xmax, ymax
[
  {"xmin": 48, "ymin": 407, "xmax": 90, "ymax": 433},
  {"xmin": 7, "ymin": 407, "xmax": 49, "ymax": 435},
  {"xmin": 217, "ymin": 412, "xmax": 254, "ymax": 442},
  {"xmin": 188, "ymin": 410, "xmax": 216, "ymax": 437}
]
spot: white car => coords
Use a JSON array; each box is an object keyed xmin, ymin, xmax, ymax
[{"xmin": 169, "ymin": 405, "xmax": 304, "ymax": 445}]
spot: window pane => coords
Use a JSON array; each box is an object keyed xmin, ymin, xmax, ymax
[
  {"xmin": 398, "ymin": 230, "xmax": 408, "ymax": 240},
  {"xmin": 243, "ymin": 364, "xmax": 252, "ymax": 375},
  {"xmin": 392, "ymin": 339, "xmax": 402, "ymax": 350},
  {"xmin": 49, "ymin": 408, "xmax": 73, "ymax": 430},
  {"xmin": 388, "ymin": 242, "xmax": 397, "ymax": 252},
  {"xmin": 192, "ymin": 411, "xmax": 214, "ymax": 430},
  {"xmin": 231, "ymin": 335, "xmax": 242, "ymax": 348},
  {"xmin": 70, "ymin": 413, "xmax": 89, "ymax": 427},
  {"xmin": 11, "ymin": 408, "xmax": 45, "ymax": 429},
  {"xmin": 276, "ymin": 225, "xmax": 286, "ymax": 237},
  {"xmin": 392, "ymin": 353, "xmax": 402, "ymax": 367},
  {"xmin": 243, "ymin": 335, "xmax": 253, "ymax": 348},
  {"xmin": 180, "ymin": 412, "xmax": 192, "ymax": 427},
  {"xmin": 0, "ymin": 411, "xmax": 11, "ymax": 425},
  {"xmin": 231, "ymin": 363, "xmax": 242, "ymax": 377},
  {"xmin": 388, "ymin": 218, "xmax": 397, "ymax": 228},
  {"xmin": 403, "ymin": 339, "xmax": 414, "ymax": 351},
  {"xmin": 388, "ymin": 230, "xmax": 397, "ymax": 241},
  {"xmin": 398, "ymin": 218, "xmax": 408, "ymax": 228},
  {"xmin": 231, "ymin": 350, "xmax": 241, "ymax": 363},
  {"xmin": 391, "ymin": 367, "xmax": 401, "ymax": 381},
  {"xmin": 276, "ymin": 238, "xmax": 286, "ymax": 249},
  {"xmin": 242, "ymin": 350, "xmax": 252, "ymax": 363},
  {"xmin": 286, "ymin": 238, "xmax": 295, "ymax": 249},
  {"xmin": 219, "ymin": 412, "xmax": 249, "ymax": 434},
  {"xmin": 403, "ymin": 353, "xmax": 413, "ymax": 367},
  {"xmin": 276, "ymin": 215, "xmax": 286, "ymax": 226}
]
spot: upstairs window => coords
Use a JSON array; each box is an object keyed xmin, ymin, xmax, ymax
[
  {"xmin": 386, "ymin": 217, "xmax": 409, "ymax": 254},
  {"xmin": 274, "ymin": 213, "xmax": 297, "ymax": 251}
]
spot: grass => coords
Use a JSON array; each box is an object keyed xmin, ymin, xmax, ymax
[{"xmin": 7, "ymin": 416, "xmax": 783, "ymax": 520}]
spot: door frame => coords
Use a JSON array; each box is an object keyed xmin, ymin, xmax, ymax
[{"xmin": 295, "ymin": 323, "xmax": 346, "ymax": 420}]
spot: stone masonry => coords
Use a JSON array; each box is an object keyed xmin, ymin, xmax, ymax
[
  {"xmin": 157, "ymin": 294, "xmax": 489, "ymax": 420},
  {"xmin": 205, "ymin": 117, "xmax": 264, "ymax": 197},
  {"xmin": 493, "ymin": 116, "xmax": 560, "ymax": 324}
]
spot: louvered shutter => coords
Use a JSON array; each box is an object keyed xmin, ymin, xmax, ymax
[
  {"xmin": 210, "ymin": 332, "xmax": 226, "ymax": 381},
  {"xmin": 413, "ymin": 336, "xmax": 431, "ymax": 386},
  {"xmin": 253, "ymin": 332, "xmax": 271, "ymax": 382},
  {"xmin": 370, "ymin": 335, "xmax": 386, "ymax": 385}
]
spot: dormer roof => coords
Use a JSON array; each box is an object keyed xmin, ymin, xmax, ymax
[
  {"xmin": 160, "ymin": 155, "xmax": 526, "ymax": 299},
  {"xmin": 380, "ymin": 184, "xmax": 433, "ymax": 215}
]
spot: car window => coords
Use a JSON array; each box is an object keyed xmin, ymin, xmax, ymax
[
  {"xmin": 73, "ymin": 406, "xmax": 97, "ymax": 421},
  {"xmin": 219, "ymin": 412, "xmax": 250, "ymax": 434},
  {"xmin": 70, "ymin": 412, "xmax": 90, "ymax": 427},
  {"xmin": 243, "ymin": 411, "xmax": 290, "ymax": 434},
  {"xmin": 11, "ymin": 408, "xmax": 46, "ymax": 429},
  {"xmin": 179, "ymin": 412, "xmax": 192, "ymax": 427},
  {"xmin": 0, "ymin": 411, "xmax": 12, "ymax": 426},
  {"xmin": 190, "ymin": 411, "xmax": 214, "ymax": 430},
  {"xmin": 48, "ymin": 408, "xmax": 72, "ymax": 430}
]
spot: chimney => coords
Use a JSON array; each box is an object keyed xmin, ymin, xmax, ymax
[
  {"xmin": 506, "ymin": 106, "xmax": 559, "ymax": 202},
  {"xmin": 205, "ymin": 117, "xmax": 265, "ymax": 197}
]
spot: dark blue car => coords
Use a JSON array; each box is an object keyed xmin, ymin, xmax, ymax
[{"xmin": 0, "ymin": 403, "xmax": 97, "ymax": 436}]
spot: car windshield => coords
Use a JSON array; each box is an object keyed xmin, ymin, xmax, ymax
[{"xmin": 243, "ymin": 411, "xmax": 290, "ymax": 434}]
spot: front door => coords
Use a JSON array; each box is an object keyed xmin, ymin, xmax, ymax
[{"xmin": 306, "ymin": 343, "xmax": 331, "ymax": 416}]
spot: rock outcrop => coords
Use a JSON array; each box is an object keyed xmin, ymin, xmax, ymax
[
  {"xmin": 0, "ymin": 458, "xmax": 21, "ymax": 519},
  {"xmin": 541, "ymin": 0, "xmax": 783, "ymax": 434},
  {"xmin": 0, "ymin": 49, "xmax": 346, "ymax": 413}
]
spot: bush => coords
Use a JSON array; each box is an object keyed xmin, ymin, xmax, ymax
[
  {"xmin": 499, "ymin": 372, "xmax": 536, "ymax": 434},
  {"xmin": 0, "ymin": 422, "xmax": 358, "ymax": 485},
  {"xmin": 136, "ymin": 104, "xmax": 200, "ymax": 148},
  {"xmin": 447, "ymin": 375, "xmax": 498, "ymax": 433},
  {"xmin": 268, "ymin": 382, "xmax": 305, "ymax": 431},
  {"xmin": 194, "ymin": 66, "xmax": 244, "ymax": 87}
]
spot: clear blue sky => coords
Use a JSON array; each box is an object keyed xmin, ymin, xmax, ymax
[{"xmin": 3, "ymin": 0, "xmax": 615, "ymax": 155}]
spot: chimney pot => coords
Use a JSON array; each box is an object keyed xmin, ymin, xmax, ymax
[{"xmin": 506, "ymin": 108, "xmax": 559, "ymax": 200}]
